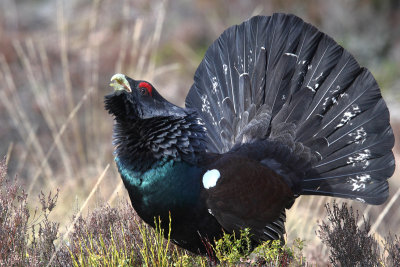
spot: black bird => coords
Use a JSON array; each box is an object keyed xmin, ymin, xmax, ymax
[{"xmin": 105, "ymin": 13, "xmax": 395, "ymax": 254}]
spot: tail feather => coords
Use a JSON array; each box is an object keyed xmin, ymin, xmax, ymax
[
  {"xmin": 302, "ymin": 36, "xmax": 343, "ymax": 97},
  {"xmin": 186, "ymin": 13, "xmax": 395, "ymax": 205},
  {"xmin": 306, "ymin": 153, "xmax": 394, "ymax": 183},
  {"xmin": 263, "ymin": 15, "xmax": 302, "ymax": 116},
  {"xmin": 310, "ymin": 70, "xmax": 381, "ymax": 140},
  {"xmin": 301, "ymin": 182, "xmax": 389, "ymax": 205},
  {"xmin": 315, "ymin": 100, "xmax": 390, "ymax": 157},
  {"xmin": 301, "ymin": 152, "xmax": 393, "ymax": 205},
  {"xmin": 298, "ymin": 51, "xmax": 361, "ymax": 128}
]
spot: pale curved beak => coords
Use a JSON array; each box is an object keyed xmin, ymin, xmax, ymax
[{"xmin": 110, "ymin": 73, "xmax": 132, "ymax": 92}]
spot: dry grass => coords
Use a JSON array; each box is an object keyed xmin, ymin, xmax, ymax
[{"xmin": 0, "ymin": 0, "xmax": 399, "ymax": 265}]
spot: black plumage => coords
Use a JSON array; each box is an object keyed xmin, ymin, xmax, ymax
[{"xmin": 105, "ymin": 13, "xmax": 395, "ymax": 254}]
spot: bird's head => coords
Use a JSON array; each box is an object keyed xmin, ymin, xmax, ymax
[
  {"xmin": 105, "ymin": 73, "xmax": 207, "ymax": 169},
  {"xmin": 105, "ymin": 73, "xmax": 186, "ymax": 121}
]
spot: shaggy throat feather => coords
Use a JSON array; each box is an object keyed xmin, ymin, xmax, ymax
[{"xmin": 113, "ymin": 114, "xmax": 207, "ymax": 172}]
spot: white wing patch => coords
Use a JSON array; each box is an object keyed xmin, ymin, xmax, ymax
[{"xmin": 202, "ymin": 169, "xmax": 221, "ymax": 189}]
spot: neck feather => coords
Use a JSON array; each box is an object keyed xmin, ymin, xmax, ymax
[{"xmin": 113, "ymin": 112, "xmax": 207, "ymax": 172}]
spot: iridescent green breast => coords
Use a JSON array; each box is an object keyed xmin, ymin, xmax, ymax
[{"xmin": 115, "ymin": 157, "xmax": 203, "ymax": 219}]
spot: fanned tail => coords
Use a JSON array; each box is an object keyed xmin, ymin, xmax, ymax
[{"xmin": 186, "ymin": 13, "xmax": 395, "ymax": 205}]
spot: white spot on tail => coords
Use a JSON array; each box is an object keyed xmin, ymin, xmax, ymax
[
  {"xmin": 313, "ymin": 72, "xmax": 324, "ymax": 81},
  {"xmin": 201, "ymin": 94, "xmax": 217, "ymax": 125},
  {"xmin": 348, "ymin": 174, "xmax": 371, "ymax": 191},
  {"xmin": 223, "ymin": 64, "xmax": 228, "ymax": 75},
  {"xmin": 347, "ymin": 149, "xmax": 371, "ymax": 169},
  {"xmin": 211, "ymin": 77, "xmax": 218, "ymax": 94},
  {"xmin": 201, "ymin": 95, "xmax": 210, "ymax": 113},
  {"xmin": 336, "ymin": 104, "xmax": 361, "ymax": 128},
  {"xmin": 356, "ymin": 197, "xmax": 366, "ymax": 203},
  {"xmin": 348, "ymin": 127, "xmax": 367, "ymax": 144},
  {"xmin": 323, "ymin": 96, "xmax": 330, "ymax": 106},
  {"xmin": 285, "ymin": 52, "xmax": 298, "ymax": 58},
  {"xmin": 202, "ymin": 169, "xmax": 220, "ymax": 189},
  {"xmin": 307, "ymin": 85, "xmax": 316, "ymax": 92}
]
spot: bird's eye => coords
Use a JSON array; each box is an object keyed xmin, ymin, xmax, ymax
[
  {"xmin": 138, "ymin": 82, "xmax": 153, "ymax": 97},
  {"xmin": 140, "ymin": 87, "xmax": 148, "ymax": 96}
]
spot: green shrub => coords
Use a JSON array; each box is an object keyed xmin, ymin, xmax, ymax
[
  {"xmin": 137, "ymin": 216, "xmax": 172, "ymax": 266},
  {"xmin": 213, "ymin": 228, "xmax": 252, "ymax": 265},
  {"xmin": 212, "ymin": 227, "xmax": 306, "ymax": 266},
  {"xmin": 253, "ymin": 238, "xmax": 306, "ymax": 266},
  {"xmin": 69, "ymin": 227, "xmax": 136, "ymax": 266}
]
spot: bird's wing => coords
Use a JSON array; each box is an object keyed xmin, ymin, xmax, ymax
[
  {"xmin": 201, "ymin": 152, "xmax": 292, "ymax": 241},
  {"xmin": 186, "ymin": 13, "xmax": 394, "ymax": 205}
]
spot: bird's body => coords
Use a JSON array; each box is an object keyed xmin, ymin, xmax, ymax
[
  {"xmin": 117, "ymin": 157, "xmax": 223, "ymax": 252},
  {"xmin": 105, "ymin": 14, "xmax": 395, "ymax": 254}
]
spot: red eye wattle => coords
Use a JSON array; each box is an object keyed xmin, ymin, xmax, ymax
[{"xmin": 138, "ymin": 82, "xmax": 152, "ymax": 97}]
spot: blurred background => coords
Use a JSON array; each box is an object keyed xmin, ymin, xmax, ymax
[{"xmin": 0, "ymin": 0, "xmax": 399, "ymax": 263}]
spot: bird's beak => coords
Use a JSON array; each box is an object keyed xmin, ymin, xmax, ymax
[{"xmin": 110, "ymin": 73, "xmax": 132, "ymax": 92}]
